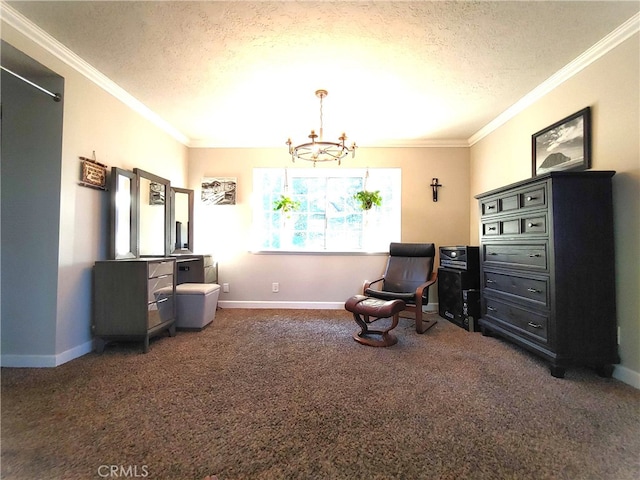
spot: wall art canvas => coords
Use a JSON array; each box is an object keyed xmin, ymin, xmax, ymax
[
  {"xmin": 202, "ymin": 177, "xmax": 237, "ymax": 205},
  {"xmin": 532, "ymin": 107, "xmax": 591, "ymax": 177}
]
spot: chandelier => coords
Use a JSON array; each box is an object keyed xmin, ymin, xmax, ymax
[{"xmin": 286, "ymin": 89, "xmax": 356, "ymax": 166}]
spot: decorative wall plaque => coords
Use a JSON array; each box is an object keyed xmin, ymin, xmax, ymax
[{"xmin": 79, "ymin": 153, "xmax": 107, "ymax": 190}]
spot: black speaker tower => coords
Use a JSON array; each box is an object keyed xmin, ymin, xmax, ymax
[{"xmin": 437, "ymin": 246, "xmax": 481, "ymax": 331}]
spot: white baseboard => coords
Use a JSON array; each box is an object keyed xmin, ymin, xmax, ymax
[
  {"xmin": 218, "ymin": 300, "xmax": 439, "ymax": 311},
  {"xmin": 1, "ymin": 340, "xmax": 93, "ymax": 368},
  {"xmin": 613, "ymin": 364, "xmax": 640, "ymax": 389},
  {"xmin": 218, "ymin": 300, "xmax": 345, "ymax": 309}
]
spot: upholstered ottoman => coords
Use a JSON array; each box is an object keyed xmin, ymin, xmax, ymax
[
  {"xmin": 175, "ymin": 283, "xmax": 220, "ymax": 330},
  {"xmin": 345, "ymin": 295, "xmax": 406, "ymax": 347}
]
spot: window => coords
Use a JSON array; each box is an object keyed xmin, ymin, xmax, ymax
[{"xmin": 252, "ymin": 168, "xmax": 401, "ymax": 252}]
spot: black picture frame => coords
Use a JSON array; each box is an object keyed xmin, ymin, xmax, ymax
[{"xmin": 532, "ymin": 106, "xmax": 591, "ymax": 177}]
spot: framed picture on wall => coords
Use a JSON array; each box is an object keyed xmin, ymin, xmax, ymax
[
  {"xmin": 149, "ymin": 182, "xmax": 165, "ymax": 205},
  {"xmin": 79, "ymin": 155, "xmax": 107, "ymax": 190},
  {"xmin": 201, "ymin": 177, "xmax": 237, "ymax": 205},
  {"xmin": 532, "ymin": 106, "xmax": 591, "ymax": 177}
]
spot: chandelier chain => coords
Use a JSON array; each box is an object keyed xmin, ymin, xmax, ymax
[{"xmin": 319, "ymin": 92, "xmax": 324, "ymax": 140}]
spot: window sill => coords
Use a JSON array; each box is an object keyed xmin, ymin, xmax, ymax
[{"xmin": 250, "ymin": 249, "xmax": 389, "ymax": 256}]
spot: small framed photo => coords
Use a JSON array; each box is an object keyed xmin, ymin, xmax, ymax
[
  {"xmin": 149, "ymin": 182, "xmax": 165, "ymax": 205},
  {"xmin": 532, "ymin": 107, "xmax": 591, "ymax": 177}
]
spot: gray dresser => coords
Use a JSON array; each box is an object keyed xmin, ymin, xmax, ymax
[
  {"xmin": 93, "ymin": 257, "xmax": 176, "ymax": 353},
  {"xmin": 175, "ymin": 254, "xmax": 217, "ymax": 285},
  {"xmin": 475, "ymin": 171, "xmax": 618, "ymax": 378}
]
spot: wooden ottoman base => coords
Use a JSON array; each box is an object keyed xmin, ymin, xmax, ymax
[{"xmin": 345, "ymin": 295, "xmax": 406, "ymax": 347}]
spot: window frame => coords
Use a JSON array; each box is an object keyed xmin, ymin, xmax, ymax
[{"xmin": 251, "ymin": 167, "xmax": 401, "ymax": 254}]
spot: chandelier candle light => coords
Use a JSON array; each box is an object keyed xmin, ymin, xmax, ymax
[{"xmin": 287, "ymin": 89, "xmax": 356, "ymax": 166}]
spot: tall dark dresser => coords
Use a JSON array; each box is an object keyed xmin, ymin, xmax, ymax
[{"xmin": 475, "ymin": 171, "xmax": 618, "ymax": 378}]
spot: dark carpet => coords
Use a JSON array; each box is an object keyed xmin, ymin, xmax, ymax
[{"xmin": 2, "ymin": 309, "xmax": 639, "ymax": 480}]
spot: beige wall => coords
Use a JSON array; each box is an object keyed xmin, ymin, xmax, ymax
[
  {"xmin": 470, "ymin": 34, "xmax": 640, "ymax": 385},
  {"xmin": 1, "ymin": 23, "xmax": 189, "ymax": 363},
  {"xmin": 188, "ymin": 147, "xmax": 470, "ymax": 306}
]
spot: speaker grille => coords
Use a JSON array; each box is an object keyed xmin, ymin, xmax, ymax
[{"xmin": 438, "ymin": 268, "xmax": 480, "ymax": 328}]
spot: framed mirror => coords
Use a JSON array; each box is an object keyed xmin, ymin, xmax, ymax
[
  {"xmin": 109, "ymin": 167, "xmax": 138, "ymax": 259},
  {"xmin": 170, "ymin": 187, "xmax": 194, "ymax": 254},
  {"xmin": 134, "ymin": 168, "xmax": 171, "ymax": 257}
]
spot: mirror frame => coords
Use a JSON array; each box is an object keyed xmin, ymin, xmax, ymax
[
  {"xmin": 170, "ymin": 187, "xmax": 194, "ymax": 255},
  {"xmin": 134, "ymin": 168, "xmax": 171, "ymax": 257},
  {"xmin": 109, "ymin": 167, "xmax": 138, "ymax": 259}
]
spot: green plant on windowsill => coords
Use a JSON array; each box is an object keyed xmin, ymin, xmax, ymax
[
  {"xmin": 354, "ymin": 190, "xmax": 382, "ymax": 210},
  {"xmin": 273, "ymin": 194, "xmax": 301, "ymax": 216}
]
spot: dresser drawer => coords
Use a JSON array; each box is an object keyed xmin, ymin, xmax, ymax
[
  {"xmin": 482, "ymin": 222, "xmax": 499, "ymax": 236},
  {"xmin": 521, "ymin": 215, "xmax": 547, "ymax": 234},
  {"xmin": 148, "ymin": 276, "xmax": 174, "ymax": 303},
  {"xmin": 484, "ymin": 271, "xmax": 548, "ymax": 306},
  {"xmin": 481, "ymin": 200, "xmax": 498, "ymax": 216},
  {"xmin": 485, "ymin": 298, "xmax": 548, "ymax": 344},
  {"xmin": 203, "ymin": 255, "xmax": 214, "ymax": 267},
  {"xmin": 148, "ymin": 294, "xmax": 175, "ymax": 328},
  {"xmin": 483, "ymin": 243, "xmax": 547, "ymax": 270},
  {"xmin": 500, "ymin": 194, "xmax": 519, "ymax": 213},
  {"xmin": 520, "ymin": 187, "xmax": 546, "ymax": 209},
  {"xmin": 148, "ymin": 260, "xmax": 174, "ymax": 279}
]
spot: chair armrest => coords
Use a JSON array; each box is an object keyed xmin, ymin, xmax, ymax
[
  {"xmin": 415, "ymin": 271, "xmax": 437, "ymax": 298},
  {"xmin": 363, "ymin": 277, "xmax": 384, "ymax": 294}
]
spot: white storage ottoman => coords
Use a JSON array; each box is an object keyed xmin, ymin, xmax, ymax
[{"xmin": 175, "ymin": 283, "xmax": 220, "ymax": 330}]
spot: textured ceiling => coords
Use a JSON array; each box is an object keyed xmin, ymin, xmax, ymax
[{"xmin": 4, "ymin": 1, "xmax": 640, "ymax": 147}]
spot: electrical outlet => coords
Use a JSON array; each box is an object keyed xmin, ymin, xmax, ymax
[
  {"xmin": 222, "ymin": 283, "xmax": 230, "ymax": 293},
  {"xmin": 272, "ymin": 282, "xmax": 279, "ymax": 293}
]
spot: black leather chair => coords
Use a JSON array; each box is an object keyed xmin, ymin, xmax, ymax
[{"xmin": 363, "ymin": 242, "xmax": 437, "ymax": 334}]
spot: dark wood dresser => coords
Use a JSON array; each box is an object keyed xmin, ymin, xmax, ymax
[{"xmin": 475, "ymin": 171, "xmax": 618, "ymax": 378}]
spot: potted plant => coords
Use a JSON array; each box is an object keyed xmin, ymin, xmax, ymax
[
  {"xmin": 273, "ymin": 194, "xmax": 301, "ymax": 216},
  {"xmin": 354, "ymin": 190, "xmax": 382, "ymax": 210}
]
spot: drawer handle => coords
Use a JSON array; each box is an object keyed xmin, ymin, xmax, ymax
[
  {"xmin": 486, "ymin": 279, "xmax": 495, "ymax": 284},
  {"xmin": 528, "ymin": 253, "xmax": 541, "ymax": 258},
  {"xmin": 488, "ymin": 252, "xmax": 498, "ymax": 256},
  {"xmin": 155, "ymin": 274, "xmax": 170, "ymax": 279},
  {"xmin": 527, "ymin": 322, "xmax": 542, "ymax": 329},
  {"xmin": 487, "ymin": 205, "xmax": 496, "ymax": 210},
  {"xmin": 487, "ymin": 226, "xmax": 497, "ymax": 231},
  {"xmin": 526, "ymin": 196, "xmax": 537, "ymax": 201},
  {"xmin": 527, "ymin": 222, "xmax": 539, "ymax": 228},
  {"xmin": 487, "ymin": 306, "xmax": 497, "ymax": 312},
  {"xmin": 156, "ymin": 297, "xmax": 170, "ymax": 304},
  {"xmin": 527, "ymin": 288, "xmax": 540, "ymax": 293}
]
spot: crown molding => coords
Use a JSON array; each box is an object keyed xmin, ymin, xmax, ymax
[
  {"xmin": 187, "ymin": 138, "xmax": 470, "ymax": 149},
  {"xmin": 469, "ymin": 12, "xmax": 640, "ymax": 146},
  {"xmin": 1, "ymin": 2, "xmax": 190, "ymax": 146},
  {"xmin": 363, "ymin": 138, "xmax": 471, "ymax": 148}
]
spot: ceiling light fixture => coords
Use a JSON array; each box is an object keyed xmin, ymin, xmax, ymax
[{"xmin": 286, "ymin": 89, "xmax": 356, "ymax": 166}]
